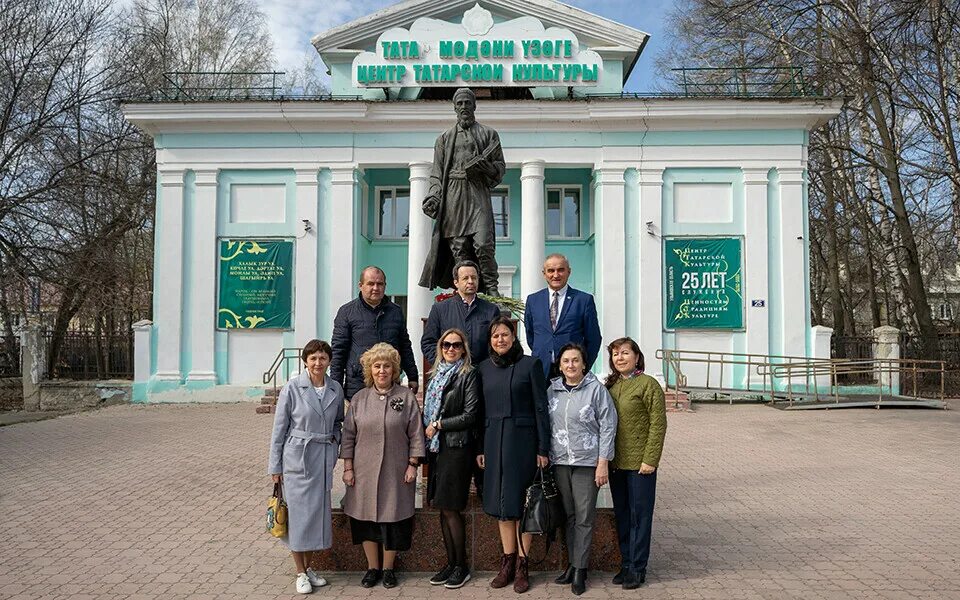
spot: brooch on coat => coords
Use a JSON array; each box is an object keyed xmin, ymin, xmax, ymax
[{"xmin": 390, "ymin": 397, "xmax": 404, "ymax": 412}]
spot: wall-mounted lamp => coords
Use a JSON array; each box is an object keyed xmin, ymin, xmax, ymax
[
  {"xmin": 645, "ymin": 221, "xmax": 657, "ymax": 237},
  {"xmin": 302, "ymin": 219, "xmax": 313, "ymax": 234}
]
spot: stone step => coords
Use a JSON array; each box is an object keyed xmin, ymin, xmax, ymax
[
  {"xmin": 665, "ymin": 390, "xmax": 692, "ymax": 412},
  {"xmin": 263, "ymin": 387, "xmax": 279, "ymax": 397},
  {"xmin": 255, "ymin": 404, "xmax": 275, "ymax": 414},
  {"xmin": 260, "ymin": 396, "xmax": 277, "ymax": 405}
]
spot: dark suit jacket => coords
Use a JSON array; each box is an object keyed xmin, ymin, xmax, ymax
[{"xmin": 523, "ymin": 286, "xmax": 602, "ymax": 377}]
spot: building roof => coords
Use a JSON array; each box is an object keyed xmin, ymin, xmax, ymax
[{"xmin": 311, "ymin": 0, "xmax": 649, "ymax": 84}]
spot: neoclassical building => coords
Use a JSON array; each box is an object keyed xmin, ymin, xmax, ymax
[{"xmin": 123, "ymin": 0, "xmax": 841, "ymax": 401}]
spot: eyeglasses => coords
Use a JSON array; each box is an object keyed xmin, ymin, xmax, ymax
[{"xmin": 441, "ymin": 341, "xmax": 464, "ymax": 350}]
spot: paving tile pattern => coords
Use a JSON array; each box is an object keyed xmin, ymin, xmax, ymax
[{"xmin": 1, "ymin": 402, "xmax": 959, "ymax": 599}]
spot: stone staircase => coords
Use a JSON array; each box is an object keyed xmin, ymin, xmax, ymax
[
  {"xmin": 255, "ymin": 387, "xmax": 279, "ymax": 414},
  {"xmin": 665, "ymin": 389, "xmax": 692, "ymax": 412}
]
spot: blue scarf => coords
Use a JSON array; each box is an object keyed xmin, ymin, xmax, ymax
[{"xmin": 423, "ymin": 359, "xmax": 462, "ymax": 453}]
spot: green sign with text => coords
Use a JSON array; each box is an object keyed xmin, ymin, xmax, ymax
[
  {"xmin": 665, "ymin": 237, "xmax": 743, "ymax": 329},
  {"xmin": 217, "ymin": 239, "xmax": 293, "ymax": 330}
]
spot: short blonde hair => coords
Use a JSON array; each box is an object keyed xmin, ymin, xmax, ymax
[
  {"xmin": 428, "ymin": 328, "xmax": 473, "ymax": 377},
  {"xmin": 360, "ymin": 342, "xmax": 402, "ymax": 388}
]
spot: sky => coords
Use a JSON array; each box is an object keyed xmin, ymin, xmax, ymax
[{"xmin": 258, "ymin": 0, "xmax": 676, "ymax": 93}]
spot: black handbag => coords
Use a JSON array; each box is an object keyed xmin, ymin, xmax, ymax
[{"xmin": 520, "ymin": 467, "xmax": 566, "ymax": 563}]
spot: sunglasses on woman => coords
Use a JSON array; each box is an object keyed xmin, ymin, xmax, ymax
[{"xmin": 441, "ymin": 341, "xmax": 464, "ymax": 350}]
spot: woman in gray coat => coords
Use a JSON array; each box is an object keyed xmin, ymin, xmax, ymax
[
  {"xmin": 268, "ymin": 339, "xmax": 344, "ymax": 594},
  {"xmin": 548, "ymin": 343, "xmax": 618, "ymax": 596}
]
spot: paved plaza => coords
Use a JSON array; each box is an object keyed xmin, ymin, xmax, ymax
[{"xmin": 1, "ymin": 401, "xmax": 959, "ymax": 600}]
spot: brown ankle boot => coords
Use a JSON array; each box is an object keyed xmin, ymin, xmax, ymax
[
  {"xmin": 513, "ymin": 556, "xmax": 530, "ymax": 593},
  {"xmin": 490, "ymin": 553, "xmax": 516, "ymax": 588}
]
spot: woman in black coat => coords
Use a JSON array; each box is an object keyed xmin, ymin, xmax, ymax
[
  {"xmin": 476, "ymin": 316, "xmax": 550, "ymax": 593},
  {"xmin": 423, "ymin": 328, "xmax": 481, "ymax": 589}
]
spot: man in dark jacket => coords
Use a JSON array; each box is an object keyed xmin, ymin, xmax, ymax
[
  {"xmin": 422, "ymin": 260, "xmax": 501, "ymax": 366},
  {"xmin": 330, "ymin": 266, "xmax": 419, "ymax": 400}
]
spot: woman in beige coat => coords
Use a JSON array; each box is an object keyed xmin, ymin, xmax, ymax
[{"xmin": 341, "ymin": 343, "xmax": 426, "ymax": 589}]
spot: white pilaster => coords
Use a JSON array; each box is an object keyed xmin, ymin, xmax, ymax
[
  {"xmin": 156, "ymin": 168, "xmax": 186, "ymax": 382},
  {"xmin": 637, "ymin": 168, "xmax": 664, "ymax": 364},
  {"xmin": 406, "ymin": 161, "xmax": 434, "ymax": 378},
  {"xmin": 810, "ymin": 325, "xmax": 833, "ymax": 388},
  {"xmin": 743, "ymin": 168, "xmax": 770, "ymax": 382},
  {"xmin": 594, "ymin": 167, "xmax": 627, "ymax": 350},
  {"xmin": 520, "ymin": 160, "xmax": 546, "ymax": 301},
  {"xmin": 329, "ymin": 167, "xmax": 360, "ymax": 318},
  {"xmin": 295, "ymin": 168, "xmax": 320, "ymax": 346},
  {"xmin": 187, "ymin": 169, "xmax": 219, "ymax": 383},
  {"xmin": 132, "ymin": 320, "xmax": 153, "ymax": 401},
  {"xmin": 776, "ymin": 167, "xmax": 807, "ymax": 358}
]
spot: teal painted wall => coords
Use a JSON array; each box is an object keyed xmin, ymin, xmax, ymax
[{"xmin": 360, "ymin": 167, "xmax": 595, "ymax": 297}]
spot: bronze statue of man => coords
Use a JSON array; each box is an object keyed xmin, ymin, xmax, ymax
[{"xmin": 419, "ymin": 88, "xmax": 506, "ymax": 294}]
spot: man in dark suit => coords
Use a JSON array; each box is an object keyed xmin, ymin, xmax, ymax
[
  {"xmin": 421, "ymin": 260, "xmax": 500, "ymax": 366},
  {"xmin": 523, "ymin": 253, "xmax": 602, "ymax": 378}
]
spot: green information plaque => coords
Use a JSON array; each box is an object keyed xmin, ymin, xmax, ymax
[
  {"xmin": 217, "ymin": 239, "xmax": 293, "ymax": 329},
  {"xmin": 665, "ymin": 237, "xmax": 743, "ymax": 329}
]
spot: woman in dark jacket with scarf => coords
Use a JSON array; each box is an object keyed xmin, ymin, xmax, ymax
[
  {"xmin": 476, "ymin": 316, "xmax": 550, "ymax": 594},
  {"xmin": 423, "ymin": 328, "xmax": 481, "ymax": 589}
]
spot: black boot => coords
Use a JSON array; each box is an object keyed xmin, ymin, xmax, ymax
[
  {"xmin": 622, "ymin": 568, "xmax": 641, "ymax": 590},
  {"xmin": 554, "ymin": 565, "xmax": 574, "ymax": 584},
  {"xmin": 571, "ymin": 568, "xmax": 587, "ymax": 595},
  {"xmin": 612, "ymin": 567, "xmax": 626, "ymax": 585}
]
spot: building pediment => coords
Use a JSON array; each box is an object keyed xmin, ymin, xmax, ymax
[{"xmin": 312, "ymin": 0, "xmax": 648, "ymax": 85}]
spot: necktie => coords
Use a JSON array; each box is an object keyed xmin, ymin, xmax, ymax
[{"xmin": 550, "ymin": 291, "xmax": 559, "ymax": 330}]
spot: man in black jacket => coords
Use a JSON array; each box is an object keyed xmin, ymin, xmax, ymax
[
  {"xmin": 330, "ymin": 266, "xmax": 419, "ymax": 400},
  {"xmin": 421, "ymin": 260, "xmax": 501, "ymax": 366}
]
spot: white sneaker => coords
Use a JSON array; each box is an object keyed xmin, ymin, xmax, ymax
[
  {"xmin": 306, "ymin": 568, "xmax": 328, "ymax": 587},
  {"xmin": 295, "ymin": 572, "xmax": 312, "ymax": 594}
]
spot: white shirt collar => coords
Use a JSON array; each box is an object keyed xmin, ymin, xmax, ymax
[{"xmin": 549, "ymin": 285, "xmax": 569, "ymax": 300}]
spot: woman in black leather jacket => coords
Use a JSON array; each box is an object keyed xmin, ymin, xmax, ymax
[{"xmin": 422, "ymin": 327, "xmax": 481, "ymax": 589}]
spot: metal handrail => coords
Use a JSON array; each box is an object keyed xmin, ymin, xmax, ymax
[
  {"xmin": 761, "ymin": 358, "xmax": 948, "ymax": 407},
  {"xmin": 656, "ymin": 348, "xmax": 949, "ymax": 408},
  {"xmin": 262, "ymin": 346, "xmax": 303, "ymax": 393}
]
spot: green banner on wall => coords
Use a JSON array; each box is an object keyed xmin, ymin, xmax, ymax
[
  {"xmin": 218, "ymin": 240, "xmax": 293, "ymax": 329},
  {"xmin": 665, "ymin": 237, "xmax": 743, "ymax": 329}
]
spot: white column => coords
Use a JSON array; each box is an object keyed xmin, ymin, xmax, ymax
[
  {"xmin": 637, "ymin": 168, "xmax": 664, "ymax": 367},
  {"xmin": 294, "ymin": 169, "xmax": 320, "ymax": 346},
  {"xmin": 776, "ymin": 168, "xmax": 807, "ymax": 359},
  {"xmin": 520, "ymin": 160, "xmax": 546, "ymax": 301},
  {"xmin": 406, "ymin": 162, "xmax": 434, "ymax": 378},
  {"xmin": 132, "ymin": 320, "xmax": 153, "ymax": 400},
  {"xmin": 187, "ymin": 169, "xmax": 218, "ymax": 384},
  {"xmin": 328, "ymin": 168, "xmax": 359, "ymax": 317},
  {"xmin": 873, "ymin": 325, "xmax": 900, "ymax": 394},
  {"xmin": 594, "ymin": 167, "xmax": 627, "ymax": 349},
  {"xmin": 155, "ymin": 168, "xmax": 186, "ymax": 382},
  {"xmin": 810, "ymin": 325, "xmax": 833, "ymax": 388},
  {"xmin": 743, "ymin": 168, "xmax": 770, "ymax": 385}
]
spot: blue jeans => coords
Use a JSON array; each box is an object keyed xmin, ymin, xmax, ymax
[{"xmin": 609, "ymin": 468, "xmax": 657, "ymax": 572}]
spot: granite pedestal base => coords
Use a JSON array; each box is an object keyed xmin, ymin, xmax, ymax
[{"xmin": 310, "ymin": 492, "xmax": 620, "ymax": 572}]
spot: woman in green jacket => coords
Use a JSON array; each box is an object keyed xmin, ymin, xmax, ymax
[{"xmin": 605, "ymin": 337, "xmax": 666, "ymax": 590}]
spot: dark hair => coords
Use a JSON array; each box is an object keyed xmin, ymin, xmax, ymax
[
  {"xmin": 604, "ymin": 337, "xmax": 645, "ymax": 388},
  {"xmin": 301, "ymin": 339, "xmax": 332, "ymax": 363},
  {"xmin": 488, "ymin": 315, "xmax": 516, "ymax": 337},
  {"xmin": 554, "ymin": 343, "xmax": 588, "ymax": 376},
  {"xmin": 452, "ymin": 259, "xmax": 480, "ymax": 281}
]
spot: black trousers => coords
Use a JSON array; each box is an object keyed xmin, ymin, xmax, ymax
[{"xmin": 609, "ymin": 469, "xmax": 657, "ymax": 572}]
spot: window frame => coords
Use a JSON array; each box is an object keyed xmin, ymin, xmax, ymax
[
  {"xmin": 490, "ymin": 186, "xmax": 511, "ymax": 241},
  {"xmin": 373, "ymin": 186, "xmax": 411, "ymax": 240},
  {"xmin": 545, "ymin": 184, "xmax": 585, "ymax": 240}
]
